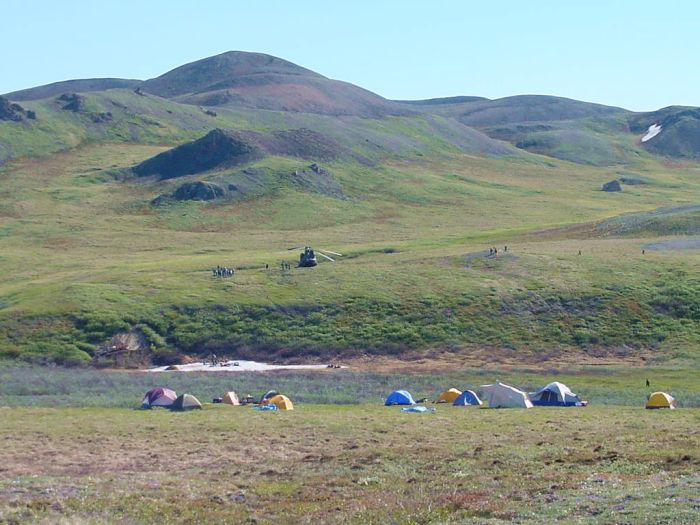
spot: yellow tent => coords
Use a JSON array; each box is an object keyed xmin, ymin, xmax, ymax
[
  {"xmin": 267, "ymin": 394, "xmax": 294, "ymax": 410},
  {"xmin": 437, "ymin": 388, "xmax": 462, "ymax": 403},
  {"xmin": 222, "ymin": 391, "xmax": 240, "ymax": 406},
  {"xmin": 646, "ymin": 392, "xmax": 676, "ymax": 409}
]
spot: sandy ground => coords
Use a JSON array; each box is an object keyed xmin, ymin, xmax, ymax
[
  {"xmin": 644, "ymin": 238, "xmax": 700, "ymax": 251},
  {"xmin": 146, "ymin": 360, "xmax": 345, "ymax": 372}
]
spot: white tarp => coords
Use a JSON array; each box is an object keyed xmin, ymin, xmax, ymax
[{"xmin": 480, "ymin": 382, "xmax": 533, "ymax": 408}]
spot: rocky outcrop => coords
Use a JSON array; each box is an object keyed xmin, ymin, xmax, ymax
[
  {"xmin": 602, "ymin": 180, "xmax": 622, "ymax": 192},
  {"xmin": 58, "ymin": 93, "xmax": 87, "ymax": 112},
  {"xmin": 0, "ymin": 96, "xmax": 34, "ymax": 121}
]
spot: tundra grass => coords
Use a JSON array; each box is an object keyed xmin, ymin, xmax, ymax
[
  {"xmin": 1, "ymin": 364, "xmax": 698, "ymax": 408},
  {"xmin": 0, "ymin": 404, "xmax": 698, "ymax": 524},
  {"xmin": 1, "ymin": 143, "xmax": 700, "ymax": 363}
]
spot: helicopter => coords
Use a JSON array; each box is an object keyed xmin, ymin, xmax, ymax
[{"xmin": 288, "ymin": 246, "xmax": 343, "ymax": 267}]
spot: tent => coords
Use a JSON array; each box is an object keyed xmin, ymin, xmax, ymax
[
  {"xmin": 141, "ymin": 387, "xmax": 177, "ymax": 408},
  {"xmin": 384, "ymin": 390, "xmax": 416, "ymax": 406},
  {"xmin": 259, "ymin": 390, "xmax": 279, "ymax": 405},
  {"xmin": 480, "ymin": 382, "xmax": 533, "ymax": 408},
  {"xmin": 646, "ymin": 392, "xmax": 676, "ymax": 409},
  {"xmin": 222, "ymin": 391, "xmax": 240, "ymax": 406},
  {"xmin": 529, "ymin": 382, "xmax": 584, "ymax": 407},
  {"xmin": 267, "ymin": 394, "xmax": 294, "ymax": 410},
  {"xmin": 437, "ymin": 388, "xmax": 462, "ymax": 403},
  {"xmin": 171, "ymin": 393, "xmax": 203, "ymax": 411},
  {"xmin": 453, "ymin": 389, "xmax": 483, "ymax": 406}
]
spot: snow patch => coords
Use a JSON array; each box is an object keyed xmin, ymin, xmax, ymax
[
  {"xmin": 146, "ymin": 359, "xmax": 345, "ymax": 372},
  {"xmin": 641, "ymin": 123, "xmax": 662, "ymax": 142}
]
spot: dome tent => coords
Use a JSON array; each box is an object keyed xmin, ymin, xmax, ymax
[
  {"xmin": 646, "ymin": 392, "xmax": 676, "ymax": 409},
  {"xmin": 436, "ymin": 388, "xmax": 462, "ymax": 403},
  {"xmin": 453, "ymin": 390, "xmax": 482, "ymax": 406},
  {"xmin": 171, "ymin": 393, "xmax": 203, "ymax": 411},
  {"xmin": 480, "ymin": 382, "xmax": 532, "ymax": 409},
  {"xmin": 141, "ymin": 387, "xmax": 177, "ymax": 408},
  {"xmin": 529, "ymin": 382, "xmax": 585, "ymax": 407},
  {"xmin": 267, "ymin": 394, "xmax": 294, "ymax": 410},
  {"xmin": 384, "ymin": 390, "xmax": 416, "ymax": 406}
]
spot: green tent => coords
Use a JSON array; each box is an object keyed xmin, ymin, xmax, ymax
[{"xmin": 171, "ymin": 393, "xmax": 202, "ymax": 411}]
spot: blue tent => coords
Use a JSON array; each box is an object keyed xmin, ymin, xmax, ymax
[
  {"xmin": 384, "ymin": 390, "xmax": 416, "ymax": 406},
  {"xmin": 453, "ymin": 390, "xmax": 483, "ymax": 406},
  {"xmin": 529, "ymin": 382, "xmax": 584, "ymax": 407}
]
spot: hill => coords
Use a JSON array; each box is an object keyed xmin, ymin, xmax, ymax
[
  {"xmin": 629, "ymin": 106, "xmax": 700, "ymax": 159},
  {"xmin": 4, "ymin": 78, "xmax": 142, "ymax": 101},
  {"xmin": 141, "ymin": 51, "xmax": 410, "ymax": 117},
  {"xmin": 1, "ymin": 51, "xmax": 700, "ymax": 366}
]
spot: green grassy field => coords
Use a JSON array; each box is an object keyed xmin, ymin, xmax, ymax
[
  {"xmin": 2, "ymin": 364, "xmax": 698, "ymax": 524},
  {"xmin": 1, "ymin": 136, "xmax": 700, "ymax": 365},
  {"xmin": 1, "ymin": 403, "xmax": 698, "ymax": 524}
]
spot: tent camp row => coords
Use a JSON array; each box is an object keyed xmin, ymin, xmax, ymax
[
  {"xmin": 387, "ymin": 383, "xmax": 678, "ymax": 409},
  {"xmin": 141, "ymin": 387, "xmax": 294, "ymax": 411},
  {"xmin": 386, "ymin": 382, "xmax": 587, "ymax": 409}
]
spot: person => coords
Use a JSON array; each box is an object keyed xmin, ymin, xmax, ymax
[
  {"xmin": 646, "ymin": 378, "xmax": 650, "ymax": 387},
  {"xmin": 265, "ymin": 263, "xmax": 269, "ymax": 270},
  {"xmin": 578, "ymin": 250, "xmax": 582, "ymax": 256},
  {"xmin": 504, "ymin": 245, "xmax": 507, "ymax": 252},
  {"xmin": 642, "ymin": 249, "xmax": 646, "ymax": 255}
]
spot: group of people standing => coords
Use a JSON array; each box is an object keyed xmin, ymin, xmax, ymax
[{"xmin": 212, "ymin": 265, "xmax": 234, "ymax": 278}]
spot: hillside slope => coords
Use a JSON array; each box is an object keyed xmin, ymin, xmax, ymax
[{"xmin": 1, "ymin": 52, "xmax": 700, "ymax": 366}]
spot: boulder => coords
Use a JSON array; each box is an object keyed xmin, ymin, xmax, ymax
[
  {"xmin": 58, "ymin": 93, "xmax": 86, "ymax": 112},
  {"xmin": 602, "ymin": 180, "xmax": 622, "ymax": 192},
  {"xmin": 173, "ymin": 181, "xmax": 227, "ymax": 201},
  {"xmin": 0, "ymin": 96, "xmax": 27, "ymax": 121}
]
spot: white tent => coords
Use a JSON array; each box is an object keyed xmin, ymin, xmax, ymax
[
  {"xmin": 480, "ymin": 382, "xmax": 533, "ymax": 408},
  {"xmin": 529, "ymin": 381, "xmax": 583, "ymax": 406}
]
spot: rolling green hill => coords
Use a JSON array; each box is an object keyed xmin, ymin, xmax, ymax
[{"xmin": 1, "ymin": 51, "xmax": 700, "ymax": 366}]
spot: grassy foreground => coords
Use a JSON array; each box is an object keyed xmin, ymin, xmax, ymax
[
  {"xmin": 1, "ymin": 365, "xmax": 698, "ymax": 524},
  {"xmin": 1, "ymin": 403, "xmax": 698, "ymax": 524}
]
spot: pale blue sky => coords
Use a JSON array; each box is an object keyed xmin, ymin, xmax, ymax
[{"xmin": 3, "ymin": 1, "xmax": 698, "ymax": 111}]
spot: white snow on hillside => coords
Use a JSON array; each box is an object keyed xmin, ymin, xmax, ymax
[{"xmin": 641, "ymin": 123, "xmax": 662, "ymax": 142}]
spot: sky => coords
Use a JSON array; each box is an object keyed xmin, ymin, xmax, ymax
[{"xmin": 2, "ymin": 0, "xmax": 698, "ymax": 111}]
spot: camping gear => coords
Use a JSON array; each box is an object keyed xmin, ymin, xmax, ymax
[
  {"xmin": 267, "ymin": 394, "xmax": 294, "ymax": 410},
  {"xmin": 384, "ymin": 390, "xmax": 416, "ymax": 406},
  {"xmin": 222, "ymin": 391, "xmax": 240, "ymax": 406},
  {"xmin": 453, "ymin": 389, "xmax": 483, "ymax": 406},
  {"xmin": 401, "ymin": 406, "xmax": 436, "ymax": 413},
  {"xmin": 141, "ymin": 387, "xmax": 177, "ymax": 408},
  {"xmin": 213, "ymin": 397, "xmax": 223, "ymax": 404},
  {"xmin": 253, "ymin": 404, "xmax": 278, "ymax": 411},
  {"xmin": 529, "ymin": 382, "xmax": 585, "ymax": 407},
  {"xmin": 436, "ymin": 388, "xmax": 462, "ymax": 403},
  {"xmin": 480, "ymin": 382, "xmax": 533, "ymax": 408},
  {"xmin": 170, "ymin": 393, "xmax": 203, "ymax": 411},
  {"xmin": 646, "ymin": 392, "xmax": 676, "ymax": 409},
  {"xmin": 259, "ymin": 390, "xmax": 279, "ymax": 404}
]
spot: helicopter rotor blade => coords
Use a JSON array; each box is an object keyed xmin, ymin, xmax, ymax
[
  {"xmin": 318, "ymin": 249, "xmax": 343, "ymax": 256},
  {"xmin": 317, "ymin": 252, "xmax": 335, "ymax": 262},
  {"xmin": 287, "ymin": 246, "xmax": 305, "ymax": 251}
]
